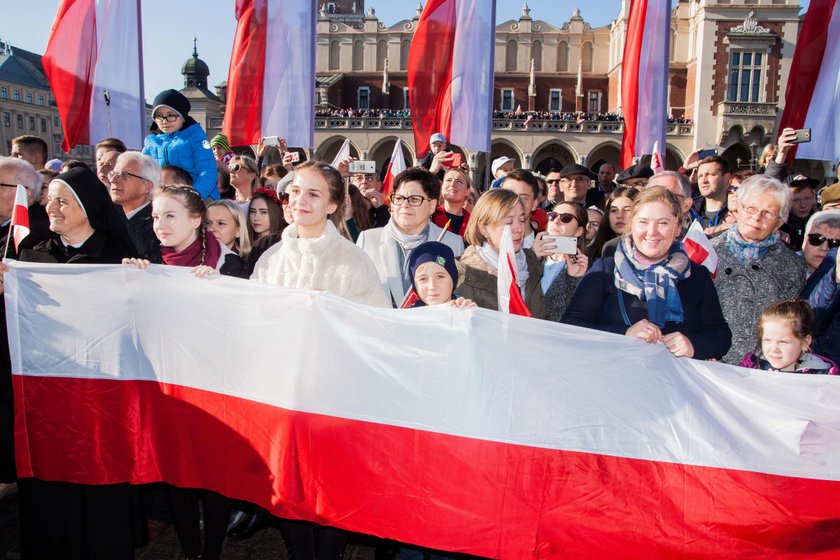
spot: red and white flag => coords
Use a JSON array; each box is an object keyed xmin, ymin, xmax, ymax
[
  {"xmin": 651, "ymin": 140, "xmax": 665, "ymax": 174},
  {"xmin": 42, "ymin": 0, "xmax": 145, "ymax": 151},
  {"xmin": 497, "ymin": 225, "xmax": 532, "ymax": 317},
  {"xmin": 381, "ymin": 139, "xmax": 406, "ymax": 199},
  {"xmin": 777, "ymin": 0, "xmax": 840, "ymax": 162},
  {"xmin": 620, "ymin": 0, "xmax": 670, "ymax": 168},
  {"xmin": 223, "ymin": 0, "xmax": 316, "ymax": 148},
  {"xmin": 6, "ymin": 262, "xmax": 840, "ymax": 558},
  {"xmin": 683, "ymin": 220, "xmax": 718, "ymax": 276},
  {"xmin": 407, "ymin": 0, "xmax": 496, "ymax": 158},
  {"xmin": 330, "ymin": 138, "xmax": 351, "ymax": 169},
  {"xmin": 10, "ymin": 185, "xmax": 30, "ymax": 252}
]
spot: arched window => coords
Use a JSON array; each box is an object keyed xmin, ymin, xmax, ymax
[
  {"xmin": 582, "ymin": 42, "xmax": 594, "ymax": 72},
  {"xmin": 352, "ymin": 40, "xmax": 364, "ymax": 71},
  {"xmin": 557, "ymin": 42, "xmax": 569, "ymax": 72},
  {"xmin": 400, "ymin": 39, "xmax": 411, "ymax": 70},
  {"xmin": 532, "ymin": 41, "xmax": 543, "ymax": 72},
  {"xmin": 376, "ymin": 40, "xmax": 387, "ymax": 71},
  {"xmin": 329, "ymin": 40, "xmax": 340, "ymax": 71},
  {"xmin": 506, "ymin": 40, "xmax": 518, "ymax": 71}
]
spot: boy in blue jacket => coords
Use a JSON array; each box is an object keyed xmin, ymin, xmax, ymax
[{"xmin": 143, "ymin": 89, "xmax": 219, "ymax": 200}]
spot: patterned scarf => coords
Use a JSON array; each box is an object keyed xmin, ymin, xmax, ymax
[
  {"xmin": 725, "ymin": 225, "xmax": 779, "ymax": 267},
  {"xmin": 614, "ymin": 235, "xmax": 691, "ymax": 327},
  {"xmin": 477, "ymin": 242, "xmax": 530, "ymax": 294}
]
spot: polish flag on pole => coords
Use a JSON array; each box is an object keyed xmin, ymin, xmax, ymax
[
  {"xmin": 651, "ymin": 140, "xmax": 665, "ymax": 174},
  {"xmin": 497, "ymin": 225, "xmax": 532, "ymax": 317},
  {"xmin": 407, "ymin": 0, "xmax": 496, "ymax": 158},
  {"xmin": 330, "ymin": 139, "xmax": 351, "ymax": 169},
  {"xmin": 683, "ymin": 220, "xmax": 718, "ymax": 276},
  {"xmin": 620, "ymin": 0, "xmax": 671, "ymax": 168},
  {"xmin": 42, "ymin": 0, "xmax": 145, "ymax": 151},
  {"xmin": 777, "ymin": 0, "xmax": 840, "ymax": 162},
  {"xmin": 3, "ymin": 185, "xmax": 30, "ymax": 259},
  {"xmin": 381, "ymin": 139, "xmax": 406, "ymax": 199},
  {"xmin": 223, "ymin": 0, "xmax": 316, "ymax": 149},
  {"xmin": 7, "ymin": 263, "xmax": 840, "ymax": 558}
]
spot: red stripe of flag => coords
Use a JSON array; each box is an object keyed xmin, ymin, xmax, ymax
[
  {"xmin": 505, "ymin": 253, "xmax": 532, "ymax": 317},
  {"xmin": 14, "ymin": 375, "xmax": 840, "ymax": 558},
  {"xmin": 777, "ymin": 0, "xmax": 835, "ymax": 162},
  {"xmin": 42, "ymin": 0, "xmax": 98, "ymax": 152},
  {"xmin": 223, "ymin": 0, "xmax": 268, "ymax": 146},
  {"xmin": 407, "ymin": 0, "xmax": 458, "ymax": 158},
  {"xmin": 619, "ymin": 0, "xmax": 650, "ymax": 168}
]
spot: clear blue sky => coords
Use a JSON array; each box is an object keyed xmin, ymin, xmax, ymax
[{"xmin": 2, "ymin": 0, "xmax": 807, "ymax": 102}]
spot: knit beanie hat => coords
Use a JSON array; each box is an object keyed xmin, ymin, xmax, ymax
[
  {"xmin": 210, "ymin": 134, "xmax": 230, "ymax": 152},
  {"xmin": 152, "ymin": 89, "xmax": 191, "ymax": 119},
  {"xmin": 409, "ymin": 242, "xmax": 458, "ymax": 295}
]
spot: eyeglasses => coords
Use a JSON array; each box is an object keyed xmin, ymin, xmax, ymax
[
  {"xmin": 546, "ymin": 179, "xmax": 561, "ymax": 184},
  {"xmin": 546, "ymin": 212, "xmax": 578, "ymax": 224},
  {"xmin": 740, "ymin": 204, "xmax": 780, "ymax": 222},
  {"xmin": 229, "ymin": 163, "xmax": 254, "ymax": 173},
  {"xmin": 727, "ymin": 185, "xmax": 740, "ymax": 194},
  {"xmin": 108, "ymin": 170, "xmax": 146, "ymax": 182},
  {"xmin": 807, "ymin": 233, "xmax": 840, "ymax": 249},
  {"xmin": 562, "ymin": 176, "xmax": 590, "ymax": 184},
  {"xmin": 390, "ymin": 194, "xmax": 432, "ymax": 207},
  {"xmin": 0, "ymin": 183, "xmax": 20, "ymax": 189},
  {"xmin": 153, "ymin": 113, "xmax": 180, "ymax": 123},
  {"xmin": 353, "ymin": 174, "xmax": 378, "ymax": 182},
  {"xmin": 587, "ymin": 221, "xmax": 601, "ymax": 229}
]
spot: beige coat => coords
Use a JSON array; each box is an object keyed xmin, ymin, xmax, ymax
[
  {"xmin": 251, "ymin": 220, "xmax": 390, "ymax": 308},
  {"xmin": 455, "ymin": 245, "xmax": 546, "ymax": 319}
]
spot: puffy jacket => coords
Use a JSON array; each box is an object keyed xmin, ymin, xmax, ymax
[
  {"xmin": 740, "ymin": 351, "xmax": 839, "ymax": 375},
  {"xmin": 142, "ymin": 119, "xmax": 219, "ymax": 200}
]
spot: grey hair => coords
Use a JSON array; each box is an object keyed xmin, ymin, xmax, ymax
[
  {"xmin": 802, "ymin": 210, "xmax": 840, "ymax": 250},
  {"xmin": 0, "ymin": 156, "xmax": 41, "ymax": 204},
  {"xmin": 738, "ymin": 175, "xmax": 792, "ymax": 222},
  {"xmin": 649, "ymin": 170, "xmax": 692, "ymax": 199},
  {"xmin": 116, "ymin": 151, "xmax": 161, "ymax": 189}
]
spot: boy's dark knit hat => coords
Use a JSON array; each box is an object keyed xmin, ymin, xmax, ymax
[
  {"xmin": 409, "ymin": 242, "xmax": 458, "ymax": 293},
  {"xmin": 152, "ymin": 89, "xmax": 191, "ymax": 119}
]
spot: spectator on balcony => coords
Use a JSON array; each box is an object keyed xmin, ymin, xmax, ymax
[
  {"xmin": 711, "ymin": 175, "xmax": 806, "ymax": 364},
  {"xmin": 350, "ymin": 169, "xmax": 390, "ymax": 228},
  {"xmin": 690, "ymin": 156, "xmax": 731, "ymax": 234},
  {"xmin": 558, "ymin": 164, "xmax": 597, "ymax": 207},
  {"xmin": 783, "ymin": 174, "xmax": 820, "ymax": 249},
  {"xmin": 616, "ymin": 164, "xmax": 654, "ymax": 190},
  {"xmin": 433, "ymin": 168, "xmax": 472, "ymax": 238},
  {"xmin": 502, "ymin": 169, "xmax": 543, "ymax": 249},
  {"xmin": 490, "ymin": 156, "xmax": 515, "ymax": 189}
]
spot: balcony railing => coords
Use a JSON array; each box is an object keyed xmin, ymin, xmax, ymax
[
  {"xmin": 718, "ymin": 101, "xmax": 777, "ymax": 117},
  {"xmin": 315, "ymin": 116, "xmax": 693, "ymax": 135}
]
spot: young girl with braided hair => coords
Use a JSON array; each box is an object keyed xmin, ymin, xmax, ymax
[{"xmin": 123, "ymin": 185, "xmax": 246, "ymax": 277}]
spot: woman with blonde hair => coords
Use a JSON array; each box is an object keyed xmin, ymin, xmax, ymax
[
  {"xmin": 563, "ymin": 186, "xmax": 731, "ymax": 360},
  {"xmin": 228, "ymin": 155, "xmax": 260, "ymax": 208},
  {"xmin": 207, "ymin": 199, "xmax": 252, "ymax": 260},
  {"xmin": 455, "ymin": 188, "xmax": 545, "ymax": 317}
]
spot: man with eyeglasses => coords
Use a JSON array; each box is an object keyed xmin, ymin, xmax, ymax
[
  {"xmin": 0, "ymin": 156, "xmax": 51, "ymax": 259},
  {"xmin": 544, "ymin": 169, "xmax": 563, "ymax": 209},
  {"xmin": 110, "ymin": 152, "xmax": 162, "ymax": 261},
  {"xmin": 558, "ymin": 164, "xmax": 597, "ymax": 207}
]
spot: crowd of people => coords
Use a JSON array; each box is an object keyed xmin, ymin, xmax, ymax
[
  {"xmin": 313, "ymin": 108, "xmax": 694, "ymax": 125},
  {"xmin": 0, "ymin": 87, "xmax": 837, "ymax": 559}
]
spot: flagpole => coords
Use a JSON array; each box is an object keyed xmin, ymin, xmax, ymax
[
  {"xmin": 136, "ymin": 0, "xmax": 146, "ymax": 147},
  {"xmin": 3, "ymin": 225, "xmax": 12, "ymax": 260}
]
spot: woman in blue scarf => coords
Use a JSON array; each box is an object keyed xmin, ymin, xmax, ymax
[{"xmin": 562, "ymin": 187, "xmax": 731, "ymax": 360}]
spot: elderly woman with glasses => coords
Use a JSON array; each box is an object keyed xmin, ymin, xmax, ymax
[
  {"xmin": 710, "ymin": 175, "xmax": 807, "ymax": 363},
  {"xmin": 142, "ymin": 89, "xmax": 219, "ymax": 201},
  {"xmin": 228, "ymin": 155, "xmax": 261, "ymax": 208},
  {"xmin": 357, "ymin": 167, "xmax": 464, "ymax": 307}
]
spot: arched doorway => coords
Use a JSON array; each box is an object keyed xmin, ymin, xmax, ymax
[
  {"xmin": 532, "ymin": 141, "xmax": 576, "ymax": 175},
  {"xmin": 586, "ymin": 143, "xmax": 621, "ymax": 172},
  {"xmin": 720, "ymin": 143, "xmax": 752, "ymax": 172},
  {"xmin": 315, "ymin": 136, "xmax": 361, "ymax": 163},
  {"xmin": 369, "ymin": 137, "xmax": 414, "ymax": 180}
]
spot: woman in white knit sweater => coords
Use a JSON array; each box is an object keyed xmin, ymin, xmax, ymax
[{"xmin": 251, "ymin": 161, "xmax": 389, "ymax": 308}]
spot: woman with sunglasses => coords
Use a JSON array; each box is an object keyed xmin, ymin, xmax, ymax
[
  {"xmin": 228, "ymin": 156, "xmax": 261, "ymax": 209},
  {"xmin": 357, "ymin": 167, "xmax": 464, "ymax": 307},
  {"xmin": 563, "ymin": 187, "xmax": 731, "ymax": 360},
  {"xmin": 540, "ymin": 202, "xmax": 590, "ymax": 322},
  {"xmin": 801, "ymin": 211, "xmax": 840, "ymax": 276},
  {"xmin": 142, "ymin": 89, "xmax": 219, "ymax": 200}
]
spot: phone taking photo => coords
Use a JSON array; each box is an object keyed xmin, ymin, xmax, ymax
[{"xmin": 542, "ymin": 235, "xmax": 578, "ymax": 255}]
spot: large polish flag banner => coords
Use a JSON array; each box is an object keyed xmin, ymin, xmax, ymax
[
  {"xmin": 7, "ymin": 262, "xmax": 840, "ymax": 558},
  {"xmin": 407, "ymin": 0, "xmax": 495, "ymax": 157},
  {"xmin": 620, "ymin": 0, "xmax": 670, "ymax": 168},
  {"xmin": 42, "ymin": 0, "xmax": 145, "ymax": 151},
  {"xmin": 777, "ymin": 0, "xmax": 840, "ymax": 162},
  {"xmin": 223, "ymin": 0, "xmax": 316, "ymax": 149}
]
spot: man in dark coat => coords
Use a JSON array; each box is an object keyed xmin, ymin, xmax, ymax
[{"xmin": 110, "ymin": 151, "xmax": 162, "ymax": 261}]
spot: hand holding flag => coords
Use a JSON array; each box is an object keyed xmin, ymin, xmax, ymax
[
  {"xmin": 497, "ymin": 225, "xmax": 532, "ymax": 317},
  {"xmin": 4, "ymin": 184, "xmax": 30, "ymax": 259}
]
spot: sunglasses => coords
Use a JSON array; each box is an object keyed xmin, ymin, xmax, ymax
[
  {"xmin": 807, "ymin": 233, "xmax": 840, "ymax": 249},
  {"xmin": 546, "ymin": 212, "xmax": 578, "ymax": 224}
]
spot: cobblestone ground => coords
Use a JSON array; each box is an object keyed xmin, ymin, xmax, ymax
[{"xmin": 0, "ymin": 490, "xmax": 379, "ymax": 560}]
